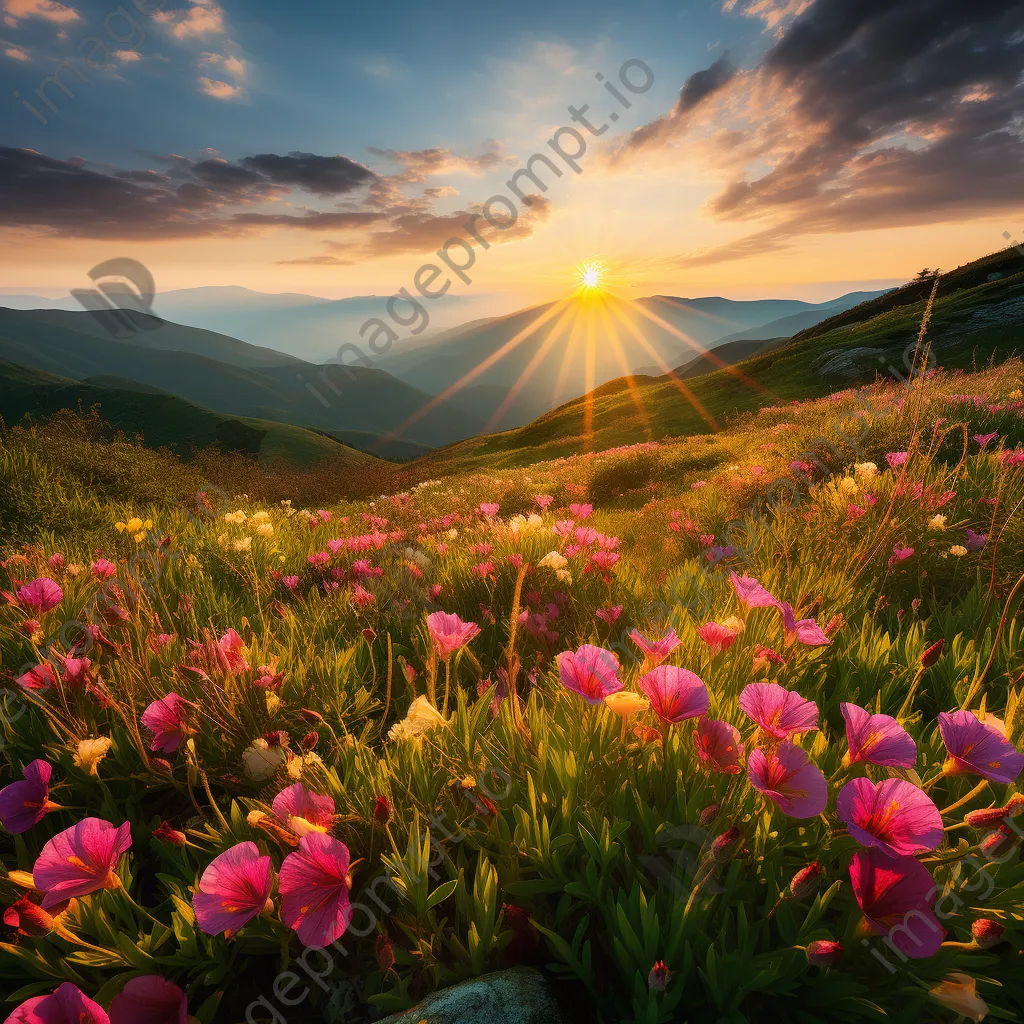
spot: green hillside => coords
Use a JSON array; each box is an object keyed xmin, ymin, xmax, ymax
[{"xmin": 417, "ymin": 253, "xmax": 1024, "ymax": 473}]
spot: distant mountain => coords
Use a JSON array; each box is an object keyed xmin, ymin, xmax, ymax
[
  {"xmin": 0, "ymin": 308, "xmax": 485, "ymax": 451},
  {"xmin": 712, "ymin": 291, "xmax": 890, "ymax": 344}
]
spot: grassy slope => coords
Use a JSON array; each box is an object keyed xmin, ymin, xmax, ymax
[{"xmin": 416, "ymin": 268, "xmax": 1024, "ymax": 474}]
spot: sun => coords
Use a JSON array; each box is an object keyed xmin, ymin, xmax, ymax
[{"xmin": 577, "ymin": 259, "xmax": 606, "ymax": 291}]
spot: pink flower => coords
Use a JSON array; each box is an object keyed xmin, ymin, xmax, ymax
[
  {"xmin": 729, "ymin": 572, "xmax": 779, "ymax": 610},
  {"xmin": 778, "ymin": 603, "xmax": 831, "ymax": 647},
  {"xmin": 476, "ymin": 502, "xmax": 500, "ymax": 517},
  {"xmin": 218, "ymin": 628, "xmax": 249, "ymax": 673},
  {"xmin": 140, "ymin": 693, "xmax": 195, "ymax": 753},
  {"xmin": 638, "ymin": 666, "xmax": 709, "ymax": 723},
  {"xmin": 938, "ymin": 710, "xmax": 1024, "ymax": 783},
  {"xmin": 279, "ymin": 832, "xmax": 353, "ymax": 948},
  {"xmin": 695, "ymin": 620, "xmax": 742, "ymax": 655},
  {"xmin": 272, "ymin": 782, "xmax": 335, "ymax": 834},
  {"xmin": 426, "ymin": 611, "xmax": 481, "ymax": 661},
  {"xmin": 193, "ymin": 842, "xmax": 273, "ymax": 937},
  {"xmin": 15, "ymin": 578, "xmax": 62, "ymax": 614},
  {"xmin": 4, "ymin": 983, "xmax": 109, "ymax": 1024},
  {"xmin": 849, "ymin": 848, "xmax": 944, "ymax": 958},
  {"xmin": 595, "ymin": 605, "xmax": 622, "ymax": 625},
  {"xmin": 847, "ymin": 503, "xmax": 866, "ymax": 521},
  {"xmin": 837, "ymin": 777, "xmax": 943, "ymax": 857},
  {"xmin": 109, "ymin": 976, "xmax": 188, "ymax": 1024},
  {"xmin": 888, "ymin": 545, "xmax": 914, "ymax": 567},
  {"xmin": 574, "ymin": 526, "xmax": 598, "ymax": 546},
  {"xmin": 589, "ymin": 550, "xmax": 619, "ymax": 573},
  {"xmin": 0, "ymin": 760, "xmax": 58, "ymax": 834},
  {"xmin": 556, "ymin": 645, "xmax": 622, "ymax": 704},
  {"xmin": 61, "ymin": 657, "xmax": 94, "ymax": 688},
  {"xmin": 91, "ymin": 558, "xmax": 117, "ymax": 580},
  {"xmin": 693, "ymin": 717, "xmax": 744, "ymax": 774},
  {"xmin": 281, "ymin": 575, "xmax": 299, "ymax": 591},
  {"xmin": 569, "ymin": 503, "xmax": 593, "ymax": 519},
  {"xmin": 471, "ymin": 561, "xmax": 496, "ymax": 580},
  {"xmin": 351, "ymin": 584, "xmax": 375, "ymax": 607},
  {"xmin": 739, "ymin": 682, "xmax": 818, "ymax": 739},
  {"xmin": 747, "ymin": 743, "xmax": 827, "ymax": 818},
  {"xmin": 974, "ymin": 431, "xmax": 999, "ymax": 448},
  {"xmin": 16, "ymin": 663, "xmax": 56, "ymax": 692},
  {"xmin": 840, "ymin": 703, "xmax": 916, "ymax": 768},
  {"xmin": 534, "ymin": 495, "xmax": 554, "ymax": 510},
  {"xmin": 629, "ymin": 628, "xmax": 681, "ymax": 667},
  {"xmin": 33, "ymin": 818, "xmax": 132, "ymax": 909},
  {"xmin": 885, "ymin": 452, "xmax": 909, "ymax": 470}
]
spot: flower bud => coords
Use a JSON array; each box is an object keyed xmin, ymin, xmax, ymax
[
  {"xmin": 373, "ymin": 795, "xmax": 392, "ymax": 824},
  {"xmin": 921, "ymin": 639, "xmax": 945, "ymax": 667},
  {"xmin": 362, "ymin": 627, "xmax": 376, "ymax": 643},
  {"xmin": 3, "ymin": 898, "xmax": 57, "ymax": 937},
  {"xmin": 971, "ymin": 919, "xmax": 1005, "ymax": 948},
  {"xmin": 153, "ymin": 821, "xmax": 186, "ymax": 846},
  {"xmin": 805, "ymin": 940, "xmax": 843, "ymax": 967},
  {"xmin": 789, "ymin": 861, "xmax": 822, "ymax": 901},
  {"xmin": 376, "ymin": 933, "xmax": 395, "ymax": 973},
  {"xmin": 301, "ymin": 731, "xmax": 319, "ymax": 750},
  {"xmin": 648, "ymin": 960, "xmax": 672, "ymax": 992},
  {"xmin": 980, "ymin": 825, "xmax": 1015, "ymax": 859},
  {"xmin": 711, "ymin": 826, "xmax": 742, "ymax": 861},
  {"xmin": 698, "ymin": 803, "xmax": 720, "ymax": 828}
]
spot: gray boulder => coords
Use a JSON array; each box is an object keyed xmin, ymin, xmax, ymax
[
  {"xmin": 812, "ymin": 346, "xmax": 886, "ymax": 381},
  {"xmin": 375, "ymin": 967, "xmax": 563, "ymax": 1024}
]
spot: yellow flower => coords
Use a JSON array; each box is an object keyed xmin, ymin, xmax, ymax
[
  {"xmin": 930, "ymin": 973, "xmax": 988, "ymax": 1022},
  {"xmin": 388, "ymin": 695, "xmax": 446, "ymax": 741},
  {"xmin": 125, "ymin": 517, "xmax": 144, "ymax": 533},
  {"xmin": 605, "ymin": 691, "xmax": 650, "ymax": 717},
  {"xmin": 928, "ymin": 515, "xmax": 947, "ymax": 531},
  {"xmin": 132, "ymin": 532, "xmax": 146, "ymax": 543},
  {"xmin": 853, "ymin": 462, "xmax": 878, "ymax": 481},
  {"xmin": 255, "ymin": 523, "xmax": 274, "ymax": 537},
  {"xmin": 950, "ymin": 545, "xmax": 968, "ymax": 556},
  {"xmin": 223, "ymin": 510, "xmax": 247, "ymax": 525},
  {"xmin": 250, "ymin": 510, "xmax": 271, "ymax": 524},
  {"xmin": 555, "ymin": 568, "xmax": 573, "ymax": 585},
  {"xmin": 74, "ymin": 737, "xmax": 112, "ymax": 776},
  {"xmin": 115, "ymin": 521, "xmax": 126, "ymax": 533},
  {"xmin": 232, "ymin": 536, "xmax": 253, "ymax": 552},
  {"xmin": 539, "ymin": 550, "xmax": 568, "ymax": 570},
  {"xmin": 1010, "ymin": 389, "xmax": 1022, "ymax": 400},
  {"xmin": 722, "ymin": 615, "xmax": 745, "ymax": 633},
  {"xmin": 265, "ymin": 691, "xmax": 281, "ymax": 714},
  {"xmin": 837, "ymin": 476, "xmax": 858, "ymax": 495}
]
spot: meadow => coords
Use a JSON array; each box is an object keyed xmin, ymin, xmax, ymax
[{"xmin": 2, "ymin": 356, "xmax": 1024, "ymax": 1023}]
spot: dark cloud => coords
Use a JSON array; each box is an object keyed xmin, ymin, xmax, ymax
[
  {"xmin": 662, "ymin": 0, "xmax": 1024, "ymax": 265},
  {"xmin": 232, "ymin": 211, "xmax": 383, "ymax": 231},
  {"xmin": 239, "ymin": 151, "xmax": 377, "ymax": 196}
]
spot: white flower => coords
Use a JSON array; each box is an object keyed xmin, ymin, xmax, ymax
[
  {"xmin": 243, "ymin": 738, "xmax": 287, "ymax": 780},
  {"xmin": 555, "ymin": 568, "xmax": 573, "ymax": 584},
  {"xmin": 928, "ymin": 515, "xmax": 947, "ymax": 531},
  {"xmin": 853, "ymin": 462, "xmax": 878, "ymax": 481},
  {"xmin": 250, "ymin": 510, "xmax": 271, "ymax": 524},
  {"xmin": 74, "ymin": 737, "xmax": 112, "ymax": 776},
  {"xmin": 223, "ymin": 510, "xmax": 246, "ymax": 525},
  {"xmin": 539, "ymin": 550, "xmax": 568, "ymax": 570},
  {"xmin": 232, "ymin": 536, "xmax": 253, "ymax": 552},
  {"xmin": 388, "ymin": 695, "xmax": 446, "ymax": 741},
  {"xmin": 949, "ymin": 545, "xmax": 968, "ymax": 556}
]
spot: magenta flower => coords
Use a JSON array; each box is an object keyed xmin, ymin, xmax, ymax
[
  {"xmin": 218, "ymin": 628, "xmax": 249, "ymax": 673},
  {"xmin": 695, "ymin": 620, "xmax": 742, "ymax": 655},
  {"xmin": 193, "ymin": 841, "xmax": 273, "ymax": 937},
  {"xmin": 888, "ymin": 545, "xmax": 914, "ymax": 567},
  {"xmin": 849, "ymin": 848, "xmax": 944, "ymax": 958},
  {"xmin": 595, "ymin": 605, "xmax": 622, "ymax": 626},
  {"xmin": 837, "ymin": 777, "xmax": 943, "ymax": 857},
  {"xmin": 974, "ymin": 431, "xmax": 999, "ymax": 448},
  {"xmin": 15, "ymin": 578, "xmax": 63, "ymax": 614},
  {"xmin": 33, "ymin": 818, "xmax": 132, "ymax": 909},
  {"xmin": 556, "ymin": 644, "xmax": 622, "ymax": 704},
  {"xmin": 938, "ymin": 710, "xmax": 1024, "ymax": 783},
  {"xmin": 477, "ymin": 502, "xmax": 500, "ymax": 517},
  {"xmin": 840, "ymin": 703, "xmax": 916, "ymax": 768},
  {"xmin": 628, "ymin": 628, "xmax": 681, "ymax": 667},
  {"xmin": 693, "ymin": 717, "xmax": 744, "ymax": 774},
  {"xmin": 747, "ymin": 742, "xmax": 827, "ymax": 818},
  {"xmin": 272, "ymin": 782, "xmax": 335, "ymax": 834},
  {"xmin": 569, "ymin": 503, "xmax": 593, "ymax": 519},
  {"xmin": 426, "ymin": 611, "xmax": 481, "ymax": 661},
  {"xmin": 885, "ymin": 452, "xmax": 909, "ymax": 470},
  {"xmin": 729, "ymin": 572, "xmax": 780, "ymax": 609},
  {"xmin": 108, "ymin": 976, "xmax": 187, "ymax": 1024},
  {"xmin": 638, "ymin": 666, "xmax": 708, "ymax": 723},
  {"xmin": 140, "ymin": 693, "xmax": 196, "ymax": 753},
  {"xmin": 964, "ymin": 529, "xmax": 987, "ymax": 552},
  {"xmin": 0, "ymin": 760, "xmax": 58, "ymax": 834},
  {"xmin": 279, "ymin": 832, "xmax": 353, "ymax": 948},
  {"xmin": 91, "ymin": 558, "xmax": 117, "ymax": 580},
  {"xmin": 4, "ymin": 983, "xmax": 109, "ymax": 1024},
  {"xmin": 739, "ymin": 681, "xmax": 818, "ymax": 739},
  {"xmin": 778, "ymin": 603, "xmax": 831, "ymax": 647},
  {"xmin": 15, "ymin": 663, "xmax": 56, "ymax": 692}
]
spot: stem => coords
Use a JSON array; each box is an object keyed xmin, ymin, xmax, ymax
[
  {"xmin": 441, "ymin": 659, "xmax": 452, "ymax": 718},
  {"xmin": 940, "ymin": 779, "xmax": 989, "ymax": 817},
  {"xmin": 199, "ymin": 769, "xmax": 230, "ymax": 830}
]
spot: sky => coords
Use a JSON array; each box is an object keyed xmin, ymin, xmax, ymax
[{"xmin": 1, "ymin": 0, "xmax": 1022, "ymax": 312}]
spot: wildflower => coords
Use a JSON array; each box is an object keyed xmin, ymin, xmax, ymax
[
  {"xmin": 729, "ymin": 571, "xmax": 779, "ymax": 609},
  {"xmin": 9, "ymin": 577, "xmax": 62, "ymax": 614},
  {"xmin": 74, "ymin": 737, "xmax": 112, "ymax": 776},
  {"xmin": 711, "ymin": 826, "xmax": 742, "ymax": 861},
  {"xmin": 351, "ymin": 584, "xmax": 375, "ymax": 607},
  {"xmin": 476, "ymin": 502, "xmax": 500, "ymax": 517},
  {"xmin": 939, "ymin": 710, "xmax": 1024, "ymax": 783},
  {"xmin": 854, "ymin": 462, "xmax": 878, "ymax": 481},
  {"xmin": 693, "ymin": 717, "xmax": 744, "ymax": 774},
  {"xmin": 242, "ymin": 738, "xmax": 288, "ymax": 781},
  {"xmin": 885, "ymin": 452, "xmax": 909, "ymax": 470},
  {"xmin": 964, "ymin": 793, "xmax": 1024, "ymax": 829},
  {"xmin": 930, "ymin": 973, "xmax": 989, "ymax": 1021},
  {"xmin": 535, "ymin": 494, "xmax": 554, "ymax": 509},
  {"xmin": 888, "ymin": 545, "xmax": 914, "ymax": 567},
  {"xmin": 3, "ymin": 983, "xmax": 108, "ymax": 1024},
  {"xmin": 193, "ymin": 841, "xmax": 274, "ymax": 937},
  {"xmin": 539, "ymin": 550, "xmax": 568, "ymax": 570},
  {"xmin": 373, "ymin": 796, "xmax": 392, "ymax": 824},
  {"xmin": 426, "ymin": 611, "xmax": 481, "ymax": 661},
  {"xmin": 34, "ymin": 817, "xmax": 131, "ymax": 909},
  {"xmin": 974, "ymin": 431, "xmax": 999, "ymax": 448},
  {"xmin": 387, "ymin": 695, "xmax": 447, "ymax": 741},
  {"xmin": 837, "ymin": 777, "xmax": 942, "ymax": 857},
  {"xmin": 62, "ymin": 657, "xmax": 95, "ymax": 688},
  {"xmin": 840, "ymin": 703, "xmax": 916, "ymax": 768},
  {"xmin": 0, "ymin": 760, "xmax": 59, "ymax": 834},
  {"xmin": 805, "ymin": 940, "xmax": 843, "ymax": 966},
  {"xmin": 153, "ymin": 821, "xmax": 186, "ymax": 845},
  {"xmin": 739, "ymin": 682, "xmax": 818, "ymax": 739},
  {"xmin": 3, "ymin": 897, "xmax": 58, "ymax": 938},
  {"xmin": 926, "ymin": 514, "xmax": 946, "ymax": 532},
  {"xmin": 789, "ymin": 862, "xmax": 821, "ymax": 901},
  {"xmin": 972, "ymin": 919, "xmax": 1005, "ymax": 948},
  {"xmin": 605, "ymin": 691, "xmax": 650, "ymax": 719},
  {"xmin": 847, "ymin": 503, "xmax": 866, "ymax": 521},
  {"xmin": 279, "ymin": 832, "xmax": 353, "ymax": 948},
  {"xmin": 595, "ymin": 605, "xmax": 622, "ymax": 625},
  {"xmin": 747, "ymin": 743, "xmax": 827, "ymax": 818},
  {"xmin": 109, "ymin": 976, "xmax": 188, "ymax": 1024},
  {"xmin": 980, "ymin": 825, "xmax": 1015, "ymax": 858},
  {"xmin": 638, "ymin": 666, "xmax": 708, "ymax": 723},
  {"xmin": 629, "ymin": 628, "xmax": 681, "ymax": 667},
  {"xmin": 779, "ymin": 602, "xmax": 831, "ymax": 646},
  {"xmin": 849, "ymin": 847, "xmax": 944, "ymax": 958},
  {"xmin": 91, "ymin": 558, "xmax": 117, "ymax": 580},
  {"xmin": 569, "ymin": 503, "xmax": 593, "ymax": 518},
  {"xmin": 964, "ymin": 529, "xmax": 987, "ymax": 552},
  {"xmin": 272, "ymin": 782, "xmax": 335, "ymax": 836},
  {"xmin": 140, "ymin": 693, "xmax": 196, "ymax": 753},
  {"xmin": 557, "ymin": 645, "xmax": 622, "ymax": 704},
  {"xmin": 949, "ymin": 545, "xmax": 968, "ymax": 556},
  {"xmin": 223, "ymin": 510, "xmax": 247, "ymax": 525},
  {"xmin": 921, "ymin": 639, "xmax": 945, "ymax": 667},
  {"xmin": 695, "ymin": 618, "xmax": 743, "ymax": 655},
  {"xmin": 647, "ymin": 960, "xmax": 672, "ymax": 992},
  {"xmin": 751, "ymin": 645, "xmax": 784, "ymax": 673}
]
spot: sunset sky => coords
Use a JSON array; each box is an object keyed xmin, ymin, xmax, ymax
[{"xmin": 1, "ymin": 0, "xmax": 1021, "ymax": 311}]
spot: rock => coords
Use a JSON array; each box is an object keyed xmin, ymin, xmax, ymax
[
  {"xmin": 811, "ymin": 346, "xmax": 885, "ymax": 381},
  {"xmin": 375, "ymin": 967, "xmax": 564, "ymax": 1024}
]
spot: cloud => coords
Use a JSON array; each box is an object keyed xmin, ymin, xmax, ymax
[
  {"xmin": 112, "ymin": 49, "xmax": 141, "ymax": 61},
  {"xmin": 642, "ymin": 0, "xmax": 1024, "ymax": 266},
  {"xmin": 154, "ymin": 0, "xmax": 225, "ymax": 39},
  {"xmin": 196, "ymin": 76, "xmax": 243, "ymax": 100},
  {"xmin": 4, "ymin": 0, "xmax": 78, "ymax": 24},
  {"xmin": 240, "ymin": 152, "xmax": 377, "ymax": 196},
  {"xmin": 232, "ymin": 211, "xmax": 383, "ymax": 231},
  {"xmin": 3, "ymin": 42, "xmax": 30, "ymax": 60},
  {"xmin": 366, "ymin": 141, "xmax": 516, "ymax": 183},
  {"xmin": 722, "ymin": 0, "xmax": 815, "ymax": 32},
  {"xmin": 198, "ymin": 50, "xmax": 245, "ymax": 78},
  {"xmin": 276, "ymin": 254, "xmax": 357, "ymax": 266}
]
